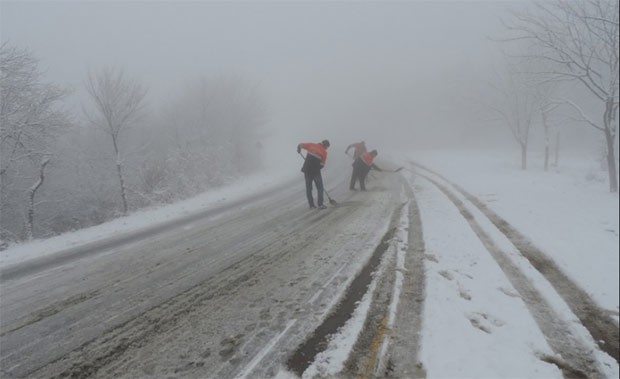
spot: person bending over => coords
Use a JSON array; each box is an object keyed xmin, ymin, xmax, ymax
[{"xmin": 298, "ymin": 139, "xmax": 330, "ymax": 208}]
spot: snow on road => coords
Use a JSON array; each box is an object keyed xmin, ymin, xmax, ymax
[
  {"xmin": 1, "ymin": 148, "xmax": 618, "ymax": 378},
  {"xmin": 401, "ymin": 149, "xmax": 619, "ymax": 314},
  {"xmin": 399, "ymin": 149, "xmax": 618, "ymax": 378},
  {"xmin": 412, "ymin": 173, "xmax": 561, "ymax": 378},
  {"xmin": 283, "ymin": 149, "xmax": 618, "ymax": 378}
]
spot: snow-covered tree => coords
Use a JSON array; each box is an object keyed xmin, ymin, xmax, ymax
[
  {"xmin": 0, "ymin": 44, "xmax": 70, "ymax": 241},
  {"xmin": 24, "ymin": 158, "xmax": 50, "ymax": 240}
]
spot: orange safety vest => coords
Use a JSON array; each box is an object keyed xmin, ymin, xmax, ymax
[
  {"xmin": 300, "ymin": 142, "xmax": 328, "ymax": 166},
  {"xmin": 361, "ymin": 151, "xmax": 374, "ymax": 166}
]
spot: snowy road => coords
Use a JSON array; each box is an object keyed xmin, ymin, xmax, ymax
[
  {"xmin": 1, "ymin": 162, "xmax": 618, "ymax": 378},
  {"xmin": 1, "ymin": 168, "xmax": 405, "ymax": 378}
]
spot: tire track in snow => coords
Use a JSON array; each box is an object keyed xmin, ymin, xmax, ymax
[
  {"xmin": 341, "ymin": 178, "xmax": 428, "ymax": 379},
  {"xmin": 381, "ymin": 179, "xmax": 427, "ymax": 378},
  {"xmin": 412, "ymin": 164, "xmax": 607, "ymax": 378},
  {"xmin": 412, "ymin": 161, "xmax": 619, "ymax": 364},
  {"xmin": 286, "ymin": 217, "xmax": 399, "ymax": 376},
  {"xmin": 296, "ymin": 176, "xmax": 428, "ymax": 379}
]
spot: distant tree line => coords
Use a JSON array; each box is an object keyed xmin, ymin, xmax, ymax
[
  {"xmin": 489, "ymin": 0, "xmax": 618, "ymax": 192},
  {"xmin": 1, "ymin": 43, "xmax": 266, "ymax": 246}
]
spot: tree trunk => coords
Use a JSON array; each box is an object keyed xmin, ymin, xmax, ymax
[
  {"xmin": 542, "ymin": 113, "xmax": 549, "ymax": 172},
  {"xmin": 26, "ymin": 158, "xmax": 50, "ymax": 240},
  {"xmin": 116, "ymin": 161, "xmax": 128, "ymax": 214},
  {"xmin": 521, "ymin": 142, "xmax": 527, "ymax": 170},
  {"xmin": 603, "ymin": 96, "xmax": 618, "ymax": 193},
  {"xmin": 604, "ymin": 128, "xmax": 618, "ymax": 193},
  {"xmin": 112, "ymin": 136, "xmax": 128, "ymax": 214},
  {"xmin": 554, "ymin": 132, "xmax": 560, "ymax": 167}
]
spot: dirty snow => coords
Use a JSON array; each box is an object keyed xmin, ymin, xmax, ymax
[{"xmin": 1, "ymin": 148, "xmax": 618, "ymax": 378}]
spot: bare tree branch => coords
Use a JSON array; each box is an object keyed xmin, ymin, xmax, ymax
[{"xmin": 502, "ymin": 0, "xmax": 619, "ymax": 191}]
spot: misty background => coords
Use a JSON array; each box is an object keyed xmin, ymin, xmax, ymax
[{"xmin": 1, "ymin": 1, "xmax": 616, "ymax": 244}]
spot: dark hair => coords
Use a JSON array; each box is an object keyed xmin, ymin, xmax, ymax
[
  {"xmin": 371, "ymin": 149, "xmax": 378, "ymax": 156},
  {"xmin": 322, "ymin": 139, "xmax": 330, "ymax": 148}
]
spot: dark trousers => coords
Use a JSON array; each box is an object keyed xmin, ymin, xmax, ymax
[
  {"xmin": 350, "ymin": 162, "xmax": 370, "ymax": 190},
  {"xmin": 305, "ymin": 171, "xmax": 324, "ymax": 207}
]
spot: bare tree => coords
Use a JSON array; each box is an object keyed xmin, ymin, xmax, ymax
[
  {"xmin": 505, "ymin": 0, "xmax": 619, "ymax": 191},
  {"xmin": 85, "ymin": 67, "xmax": 147, "ymax": 214},
  {"xmin": 0, "ymin": 44, "xmax": 70, "ymax": 241},
  {"xmin": 533, "ymin": 82, "xmax": 560, "ymax": 171},
  {"xmin": 486, "ymin": 64, "xmax": 538, "ymax": 170}
]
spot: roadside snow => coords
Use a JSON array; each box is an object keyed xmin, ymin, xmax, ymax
[
  {"xmin": 395, "ymin": 149, "xmax": 619, "ymax": 316},
  {"xmin": 392, "ymin": 148, "xmax": 618, "ymax": 378},
  {"xmin": 0, "ymin": 170, "xmax": 295, "ymax": 269}
]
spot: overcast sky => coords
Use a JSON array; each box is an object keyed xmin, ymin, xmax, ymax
[{"xmin": 2, "ymin": 1, "xmax": 536, "ymax": 149}]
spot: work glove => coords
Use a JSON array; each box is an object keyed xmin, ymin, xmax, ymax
[{"xmin": 297, "ymin": 145, "xmax": 301, "ymax": 154}]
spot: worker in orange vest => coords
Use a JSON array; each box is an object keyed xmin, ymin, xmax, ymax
[
  {"xmin": 297, "ymin": 139, "xmax": 330, "ymax": 209},
  {"xmin": 345, "ymin": 141, "xmax": 366, "ymax": 160},
  {"xmin": 350, "ymin": 149, "xmax": 382, "ymax": 191}
]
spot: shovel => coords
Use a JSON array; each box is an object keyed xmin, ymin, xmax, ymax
[
  {"xmin": 348, "ymin": 151, "xmax": 402, "ymax": 174},
  {"xmin": 298, "ymin": 152, "xmax": 337, "ymax": 205}
]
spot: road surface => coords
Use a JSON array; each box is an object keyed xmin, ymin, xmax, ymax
[{"xmin": 1, "ymin": 163, "xmax": 617, "ymax": 378}]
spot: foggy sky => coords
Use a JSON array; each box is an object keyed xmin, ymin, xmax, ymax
[{"xmin": 2, "ymin": 1, "xmax": 544, "ymax": 150}]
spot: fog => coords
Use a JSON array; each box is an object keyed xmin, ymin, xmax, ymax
[
  {"xmin": 2, "ymin": 1, "xmax": 615, "ymax": 242},
  {"xmin": 2, "ymin": 1, "xmax": 550, "ymax": 149}
]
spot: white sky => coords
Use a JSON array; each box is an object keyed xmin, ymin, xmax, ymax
[
  {"xmin": 1, "ymin": 0, "xmax": 533, "ymax": 149},
  {"xmin": 1, "ymin": 1, "xmax": 510, "ymax": 86}
]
